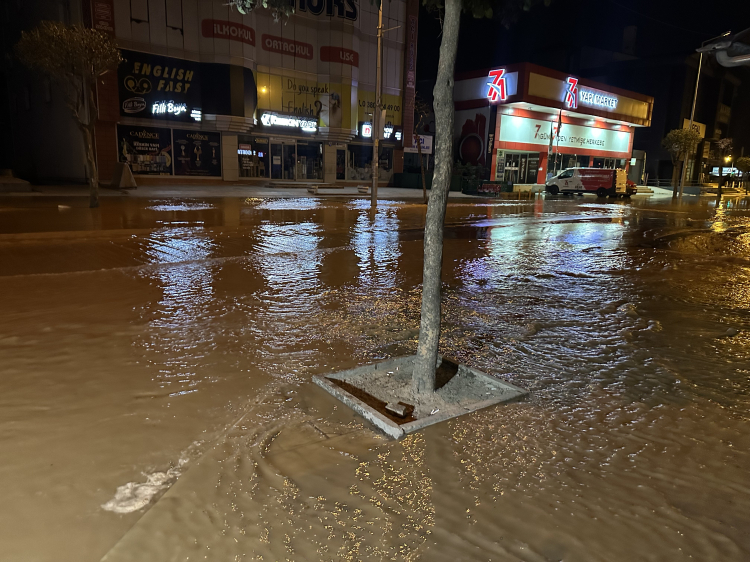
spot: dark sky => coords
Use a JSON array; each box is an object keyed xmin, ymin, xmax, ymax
[{"xmin": 416, "ymin": 0, "xmax": 750, "ymax": 80}]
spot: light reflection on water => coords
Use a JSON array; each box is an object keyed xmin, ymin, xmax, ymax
[{"xmin": 0, "ymin": 195, "xmax": 749, "ymax": 561}]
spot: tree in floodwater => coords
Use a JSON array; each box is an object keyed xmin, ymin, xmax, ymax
[
  {"xmin": 661, "ymin": 128, "xmax": 702, "ymax": 198},
  {"xmin": 413, "ymin": 95, "xmax": 433, "ymax": 204},
  {"xmin": 412, "ymin": 0, "xmax": 550, "ymax": 398},
  {"xmin": 736, "ymin": 156, "xmax": 750, "ymax": 193},
  {"xmin": 715, "ymin": 137, "xmax": 733, "ymax": 198},
  {"xmin": 15, "ymin": 22, "xmax": 121, "ymax": 209}
]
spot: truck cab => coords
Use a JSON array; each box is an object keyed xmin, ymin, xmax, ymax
[{"xmin": 545, "ymin": 168, "xmax": 630, "ymax": 198}]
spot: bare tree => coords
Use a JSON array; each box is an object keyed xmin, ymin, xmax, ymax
[
  {"xmin": 412, "ymin": 0, "xmax": 549, "ymax": 398},
  {"xmin": 715, "ymin": 138, "xmax": 733, "ymax": 198},
  {"xmin": 736, "ymin": 156, "xmax": 750, "ymax": 193},
  {"xmin": 15, "ymin": 22, "xmax": 122, "ymax": 208},
  {"xmin": 661, "ymin": 128, "xmax": 702, "ymax": 198}
]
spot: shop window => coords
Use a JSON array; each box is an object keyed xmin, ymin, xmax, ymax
[
  {"xmin": 237, "ymin": 136, "xmax": 270, "ymax": 178},
  {"xmin": 347, "ymin": 144, "xmax": 373, "ymax": 181}
]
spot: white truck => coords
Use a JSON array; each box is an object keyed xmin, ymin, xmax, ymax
[{"xmin": 545, "ymin": 168, "xmax": 632, "ymax": 198}]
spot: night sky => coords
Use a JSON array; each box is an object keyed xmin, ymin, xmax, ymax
[{"xmin": 417, "ymin": 0, "xmax": 750, "ymax": 79}]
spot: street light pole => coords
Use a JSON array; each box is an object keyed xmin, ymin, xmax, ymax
[
  {"xmin": 371, "ymin": 3, "xmax": 383, "ymax": 208},
  {"xmin": 678, "ymin": 31, "xmax": 731, "ymax": 198}
]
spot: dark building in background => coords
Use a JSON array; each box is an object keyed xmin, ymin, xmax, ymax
[
  {"xmin": 0, "ymin": 0, "xmax": 89, "ymax": 182},
  {"xmin": 417, "ymin": 0, "xmax": 750, "ymax": 184}
]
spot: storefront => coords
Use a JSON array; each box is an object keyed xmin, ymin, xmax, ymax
[
  {"xmin": 454, "ymin": 63, "xmax": 654, "ymax": 184},
  {"xmin": 95, "ymin": 0, "xmax": 419, "ymax": 186}
]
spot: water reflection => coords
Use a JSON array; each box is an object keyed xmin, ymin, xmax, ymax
[{"xmin": 140, "ymin": 227, "xmax": 216, "ymax": 396}]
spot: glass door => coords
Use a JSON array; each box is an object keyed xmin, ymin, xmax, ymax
[
  {"xmin": 270, "ymin": 141, "xmax": 297, "ymax": 180},
  {"xmin": 271, "ymin": 142, "xmax": 283, "ymax": 179},
  {"xmin": 283, "ymin": 143, "xmax": 296, "ymax": 180}
]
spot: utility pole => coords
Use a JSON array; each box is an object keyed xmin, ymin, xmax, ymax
[
  {"xmin": 678, "ymin": 31, "xmax": 731, "ymax": 198},
  {"xmin": 371, "ymin": 3, "xmax": 383, "ymax": 208}
]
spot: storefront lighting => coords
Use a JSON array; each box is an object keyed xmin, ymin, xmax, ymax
[
  {"xmin": 383, "ymin": 125, "xmax": 394, "ymax": 139},
  {"xmin": 361, "ymin": 122, "xmax": 373, "ymax": 138},
  {"xmin": 260, "ymin": 112, "xmax": 318, "ymax": 132},
  {"xmin": 152, "ymin": 101, "xmax": 187, "ymax": 116},
  {"xmin": 579, "ymin": 89, "xmax": 618, "ymax": 109}
]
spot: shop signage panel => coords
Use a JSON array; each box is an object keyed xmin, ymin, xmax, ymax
[
  {"xmin": 117, "ymin": 124, "xmax": 173, "ymax": 175},
  {"xmin": 201, "ymin": 20, "xmax": 255, "ymax": 45},
  {"xmin": 172, "ymin": 129, "xmax": 221, "ymax": 177},
  {"xmin": 320, "ymin": 46, "xmax": 359, "ymax": 67},
  {"xmin": 498, "ymin": 115, "xmax": 631, "ymax": 154},
  {"xmin": 404, "ymin": 135, "xmax": 433, "ymax": 154},
  {"xmin": 682, "ymin": 118, "xmax": 706, "ymax": 138},
  {"xmin": 481, "ymin": 70, "xmax": 518, "ymax": 104},
  {"xmin": 260, "ymin": 111, "xmax": 318, "ymax": 132},
  {"xmin": 118, "ymin": 50, "xmax": 202, "ymax": 122},
  {"xmin": 261, "ymin": 35, "xmax": 314, "ymax": 60},
  {"xmin": 295, "ymin": 0, "xmax": 358, "ymax": 20},
  {"xmin": 91, "ymin": 0, "xmax": 115, "ymax": 35}
]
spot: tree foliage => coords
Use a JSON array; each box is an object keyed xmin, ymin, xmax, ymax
[
  {"xmin": 661, "ymin": 128, "xmax": 702, "ymax": 164},
  {"xmin": 15, "ymin": 22, "xmax": 121, "ymax": 126},
  {"xmin": 736, "ymin": 156, "xmax": 750, "ymax": 174},
  {"xmin": 227, "ymin": 0, "xmax": 297, "ymax": 20},
  {"xmin": 15, "ymin": 21, "xmax": 122, "ymax": 207}
]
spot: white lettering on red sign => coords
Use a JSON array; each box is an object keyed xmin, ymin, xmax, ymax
[
  {"xmin": 261, "ymin": 35, "xmax": 313, "ymax": 60},
  {"xmin": 201, "ymin": 19, "xmax": 255, "ymax": 45}
]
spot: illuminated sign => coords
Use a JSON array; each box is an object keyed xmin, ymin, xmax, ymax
[
  {"xmin": 361, "ymin": 122, "xmax": 373, "ymax": 138},
  {"xmin": 190, "ymin": 108, "xmax": 202, "ymax": 121},
  {"xmin": 564, "ymin": 77, "xmax": 578, "ymax": 109},
  {"xmin": 383, "ymin": 125, "xmax": 394, "ymax": 139},
  {"xmin": 260, "ymin": 112, "xmax": 317, "ymax": 132},
  {"xmin": 395, "ymin": 130, "xmax": 402, "ymax": 141},
  {"xmin": 152, "ymin": 101, "xmax": 187, "ymax": 116},
  {"xmin": 579, "ymin": 89, "xmax": 618, "ymax": 109},
  {"xmin": 487, "ymin": 69, "xmax": 508, "ymax": 102}
]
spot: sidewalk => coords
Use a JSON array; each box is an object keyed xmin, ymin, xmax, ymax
[{"xmin": 0, "ymin": 183, "xmax": 477, "ymax": 200}]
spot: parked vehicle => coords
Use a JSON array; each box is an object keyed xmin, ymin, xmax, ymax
[{"xmin": 545, "ymin": 168, "xmax": 630, "ymax": 198}]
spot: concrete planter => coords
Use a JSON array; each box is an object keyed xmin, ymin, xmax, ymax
[{"xmin": 313, "ymin": 355, "xmax": 527, "ymax": 439}]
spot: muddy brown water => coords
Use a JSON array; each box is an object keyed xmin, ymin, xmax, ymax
[{"xmin": 0, "ymin": 194, "xmax": 749, "ymax": 561}]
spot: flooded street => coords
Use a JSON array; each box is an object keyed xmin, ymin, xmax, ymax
[{"xmin": 1, "ymin": 193, "xmax": 749, "ymax": 562}]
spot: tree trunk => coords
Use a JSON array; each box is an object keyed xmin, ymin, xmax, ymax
[
  {"xmin": 717, "ymin": 163, "xmax": 724, "ymax": 199},
  {"xmin": 416, "ymin": 133, "xmax": 428, "ymax": 204},
  {"xmin": 671, "ymin": 160, "xmax": 680, "ymax": 198},
  {"xmin": 82, "ymin": 126, "xmax": 99, "ymax": 208},
  {"xmin": 411, "ymin": 0, "xmax": 460, "ymax": 397}
]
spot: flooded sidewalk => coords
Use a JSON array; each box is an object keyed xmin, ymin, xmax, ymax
[{"xmin": 0, "ymin": 194, "xmax": 749, "ymax": 561}]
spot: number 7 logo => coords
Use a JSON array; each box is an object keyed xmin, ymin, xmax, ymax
[{"xmin": 487, "ymin": 69, "xmax": 508, "ymax": 103}]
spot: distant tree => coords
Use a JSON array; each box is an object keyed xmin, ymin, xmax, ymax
[
  {"xmin": 15, "ymin": 22, "xmax": 122, "ymax": 208},
  {"xmin": 413, "ymin": 95, "xmax": 433, "ymax": 204},
  {"xmin": 661, "ymin": 128, "xmax": 701, "ymax": 198},
  {"xmin": 715, "ymin": 138, "xmax": 733, "ymax": 198},
  {"xmin": 736, "ymin": 156, "xmax": 750, "ymax": 193},
  {"xmin": 412, "ymin": 0, "xmax": 551, "ymax": 399}
]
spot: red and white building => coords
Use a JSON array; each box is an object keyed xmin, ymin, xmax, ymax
[{"xmin": 454, "ymin": 63, "xmax": 654, "ymax": 185}]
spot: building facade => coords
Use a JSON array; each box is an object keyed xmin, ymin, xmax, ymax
[
  {"xmin": 453, "ymin": 63, "xmax": 654, "ymax": 185},
  {"xmin": 92, "ymin": 0, "xmax": 418, "ymax": 185},
  {"xmin": 0, "ymin": 0, "xmax": 419, "ymax": 184}
]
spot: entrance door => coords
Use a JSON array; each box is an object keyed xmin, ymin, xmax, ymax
[
  {"xmin": 270, "ymin": 142, "xmax": 297, "ymax": 180},
  {"xmin": 336, "ymin": 149, "xmax": 346, "ymax": 180}
]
